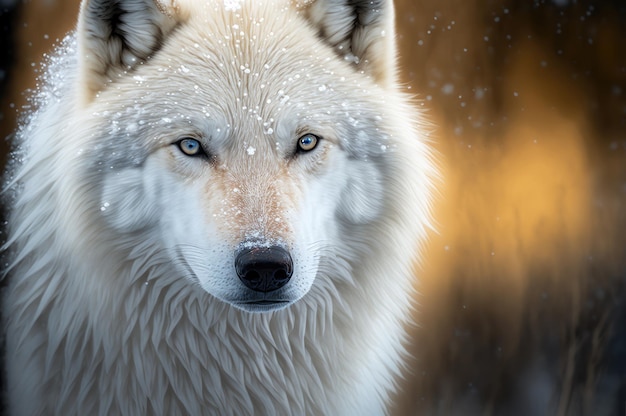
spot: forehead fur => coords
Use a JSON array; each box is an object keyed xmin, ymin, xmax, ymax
[{"xmin": 86, "ymin": 0, "xmax": 394, "ymax": 171}]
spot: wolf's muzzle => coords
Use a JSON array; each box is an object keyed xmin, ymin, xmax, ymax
[{"xmin": 235, "ymin": 246, "xmax": 293, "ymax": 293}]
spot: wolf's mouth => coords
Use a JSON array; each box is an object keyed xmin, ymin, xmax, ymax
[
  {"xmin": 242, "ymin": 300, "xmax": 290, "ymax": 305},
  {"xmin": 233, "ymin": 299, "xmax": 292, "ymax": 313}
]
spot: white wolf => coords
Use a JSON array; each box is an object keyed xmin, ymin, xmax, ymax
[{"xmin": 3, "ymin": 0, "xmax": 436, "ymax": 414}]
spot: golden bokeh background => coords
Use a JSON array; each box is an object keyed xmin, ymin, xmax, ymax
[{"xmin": 1, "ymin": 0, "xmax": 625, "ymax": 414}]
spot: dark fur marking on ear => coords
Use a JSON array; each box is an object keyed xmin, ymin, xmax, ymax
[
  {"xmin": 99, "ymin": 1, "xmax": 163, "ymax": 64},
  {"xmin": 307, "ymin": 0, "xmax": 390, "ymax": 74},
  {"xmin": 80, "ymin": 0, "xmax": 175, "ymax": 94},
  {"xmin": 349, "ymin": 0, "xmax": 384, "ymax": 26}
]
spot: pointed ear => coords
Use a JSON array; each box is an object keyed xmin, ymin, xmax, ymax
[
  {"xmin": 299, "ymin": 0, "xmax": 398, "ymax": 87},
  {"xmin": 76, "ymin": 0, "xmax": 184, "ymax": 102}
]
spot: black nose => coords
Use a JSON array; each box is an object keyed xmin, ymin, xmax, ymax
[{"xmin": 235, "ymin": 246, "xmax": 293, "ymax": 292}]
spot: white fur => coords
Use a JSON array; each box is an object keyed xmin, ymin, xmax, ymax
[{"xmin": 3, "ymin": 0, "xmax": 437, "ymax": 414}]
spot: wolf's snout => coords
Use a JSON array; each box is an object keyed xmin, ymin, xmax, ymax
[{"xmin": 235, "ymin": 246, "xmax": 293, "ymax": 292}]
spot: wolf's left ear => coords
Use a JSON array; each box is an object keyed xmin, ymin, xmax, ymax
[
  {"xmin": 76, "ymin": 0, "xmax": 185, "ymax": 102},
  {"xmin": 298, "ymin": 0, "xmax": 398, "ymax": 87}
]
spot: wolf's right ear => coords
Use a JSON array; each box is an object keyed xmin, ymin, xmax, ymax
[
  {"xmin": 297, "ymin": 0, "xmax": 398, "ymax": 87},
  {"xmin": 77, "ymin": 0, "xmax": 185, "ymax": 102}
]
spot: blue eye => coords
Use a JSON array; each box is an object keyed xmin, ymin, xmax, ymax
[
  {"xmin": 297, "ymin": 134, "xmax": 319, "ymax": 152},
  {"xmin": 177, "ymin": 138, "xmax": 203, "ymax": 156}
]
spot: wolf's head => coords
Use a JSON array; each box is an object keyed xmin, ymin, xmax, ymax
[{"xmin": 75, "ymin": 0, "xmax": 432, "ymax": 312}]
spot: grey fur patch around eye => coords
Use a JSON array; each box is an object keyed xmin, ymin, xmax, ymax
[
  {"xmin": 89, "ymin": 137, "xmax": 151, "ymax": 171},
  {"xmin": 336, "ymin": 158, "xmax": 385, "ymax": 225},
  {"xmin": 337, "ymin": 114, "xmax": 392, "ymax": 162},
  {"xmin": 87, "ymin": 112, "xmax": 170, "ymax": 170},
  {"xmin": 100, "ymin": 165, "xmax": 162, "ymax": 232}
]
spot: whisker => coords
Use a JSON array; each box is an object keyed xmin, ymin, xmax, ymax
[{"xmin": 174, "ymin": 245, "xmax": 198, "ymax": 281}]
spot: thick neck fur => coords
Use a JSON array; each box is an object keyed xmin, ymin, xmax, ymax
[{"xmin": 6, "ymin": 215, "xmax": 411, "ymax": 415}]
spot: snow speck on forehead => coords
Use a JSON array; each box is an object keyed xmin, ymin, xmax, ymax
[{"xmin": 224, "ymin": 0, "xmax": 242, "ymax": 11}]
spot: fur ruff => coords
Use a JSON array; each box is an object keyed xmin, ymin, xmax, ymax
[{"xmin": 3, "ymin": 0, "xmax": 437, "ymax": 414}]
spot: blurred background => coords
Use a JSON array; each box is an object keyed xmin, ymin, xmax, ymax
[{"xmin": 0, "ymin": 0, "xmax": 625, "ymax": 414}]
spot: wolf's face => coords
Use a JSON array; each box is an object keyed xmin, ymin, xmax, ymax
[{"xmin": 80, "ymin": 0, "xmax": 401, "ymax": 311}]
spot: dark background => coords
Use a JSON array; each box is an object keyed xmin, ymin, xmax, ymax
[{"xmin": 1, "ymin": 0, "xmax": 625, "ymax": 414}]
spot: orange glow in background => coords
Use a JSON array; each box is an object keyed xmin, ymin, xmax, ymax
[{"xmin": 394, "ymin": 2, "xmax": 625, "ymax": 414}]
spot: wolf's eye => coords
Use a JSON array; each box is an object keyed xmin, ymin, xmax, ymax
[
  {"xmin": 297, "ymin": 134, "xmax": 319, "ymax": 152},
  {"xmin": 177, "ymin": 138, "xmax": 204, "ymax": 156}
]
